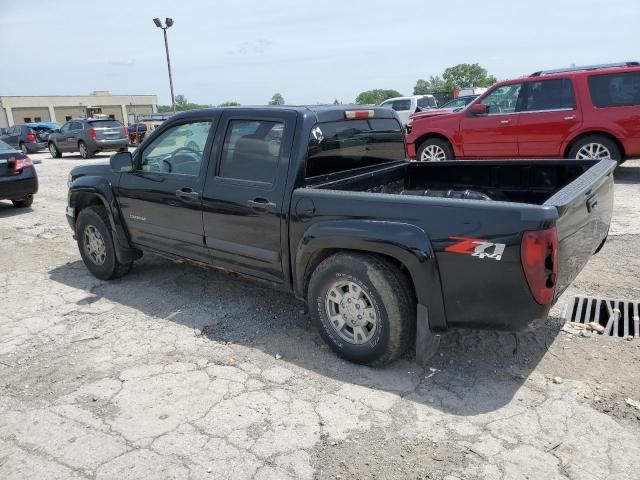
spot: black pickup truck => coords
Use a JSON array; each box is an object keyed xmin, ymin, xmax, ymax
[{"xmin": 66, "ymin": 106, "xmax": 615, "ymax": 366}]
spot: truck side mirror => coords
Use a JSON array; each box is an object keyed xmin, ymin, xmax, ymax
[
  {"xmin": 469, "ymin": 103, "xmax": 488, "ymax": 116},
  {"xmin": 110, "ymin": 151, "xmax": 133, "ymax": 172}
]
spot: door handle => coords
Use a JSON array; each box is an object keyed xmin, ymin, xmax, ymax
[
  {"xmin": 564, "ymin": 115, "xmax": 576, "ymax": 121},
  {"xmin": 175, "ymin": 188, "xmax": 199, "ymax": 201},
  {"xmin": 500, "ymin": 119, "xmax": 511, "ymax": 124},
  {"xmin": 247, "ymin": 197, "xmax": 276, "ymax": 212}
]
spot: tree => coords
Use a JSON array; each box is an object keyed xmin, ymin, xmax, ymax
[
  {"xmin": 355, "ymin": 89, "xmax": 402, "ymax": 105},
  {"xmin": 333, "ymin": 98, "xmax": 341, "ymax": 105},
  {"xmin": 442, "ymin": 63, "xmax": 497, "ymax": 89},
  {"xmin": 413, "ymin": 76, "xmax": 447, "ymax": 94},
  {"xmin": 175, "ymin": 94, "xmax": 188, "ymax": 108},
  {"xmin": 218, "ymin": 101, "xmax": 241, "ymax": 107},
  {"xmin": 269, "ymin": 93, "xmax": 285, "ymax": 105}
]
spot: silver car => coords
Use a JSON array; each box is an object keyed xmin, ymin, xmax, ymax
[{"xmin": 48, "ymin": 118, "xmax": 129, "ymax": 159}]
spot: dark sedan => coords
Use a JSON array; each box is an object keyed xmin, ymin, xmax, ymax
[
  {"xmin": 0, "ymin": 124, "xmax": 54, "ymax": 154},
  {"xmin": 0, "ymin": 140, "xmax": 38, "ymax": 208}
]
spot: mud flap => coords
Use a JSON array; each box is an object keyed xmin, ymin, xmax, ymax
[{"xmin": 415, "ymin": 304, "xmax": 441, "ymax": 368}]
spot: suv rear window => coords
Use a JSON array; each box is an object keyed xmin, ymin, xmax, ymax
[
  {"xmin": 306, "ymin": 118, "xmax": 405, "ymax": 178},
  {"xmin": 418, "ymin": 97, "xmax": 437, "ymax": 108},
  {"xmin": 588, "ymin": 72, "xmax": 640, "ymax": 108},
  {"xmin": 88, "ymin": 120, "xmax": 123, "ymax": 128}
]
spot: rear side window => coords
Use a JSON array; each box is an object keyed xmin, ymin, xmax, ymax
[
  {"xmin": 523, "ymin": 79, "xmax": 575, "ymax": 111},
  {"xmin": 218, "ymin": 120, "xmax": 284, "ymax": 184},
  {"xmin": 88, "ymin": 120, "xmax": 122, "ymax": 128},
  {"xmin": 69, "ymin": 121, "xmax": 83, "ymax": 130},
  {"xmin": 418, "ymin": 97, "xmax": 437, "ymax": 108},
  {"xmin": 588, "ymin": 72, "xmax": 640, "ymax": 108},
  {"xmin": 306, "ymin": 118, "xmax": 405, "ymax": 178},
  {"xmin": 391, "ymin": 100, "xmax": 411, "ymax": 111}
]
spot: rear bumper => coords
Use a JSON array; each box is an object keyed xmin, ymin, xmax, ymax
[
  {"xmin": 89, "ymin": 138, "xmax": 129, "ymax": 151},
  {"xmin": 25, "ymin": 141, "xmax": 48, "ymax": 153},
  {"xmin": 0, "ymin": 168, "xmax": 39, "ymax": 200}
]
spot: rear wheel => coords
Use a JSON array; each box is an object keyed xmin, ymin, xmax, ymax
[
  {"xmin": 79, "ymin": 141, "xmax": 93, "ymax": 159},
  {"xmin": 49, "ymin": 142, "xmax": 62, "ymax": 158},
  {"xmin": 416, "ymin": 138, "xmax": 453, "ymax": 162},
  {"xmin": 76, "ymin": 206, "xmax": 132, "ymax": 280},
  {"xmin": 12, "ymin": 197, "xmax": 33, "ymax": 208},
  {"xmin": 568, "ymin": 135, "xmax": 621, "ymax": 164},
  {"xmin": 19, "ymin": 142, "xmax": 28, "ymax": 154},
  {"xmin": 307, "ymin": 252, "xmax": 415, "ymax": 366}
]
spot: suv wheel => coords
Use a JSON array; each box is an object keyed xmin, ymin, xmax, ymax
[
  {"xmin": 19, "ymin": 142, "xmax": 28, "ymax": 154},
  {"xmin": 12, "ymin": 196, "xmax": 33, "ymax": 208},
  {"xmin": 76, "ymin": 206, "xmax": 132, "ymax": 280},
  {"xmin": 568, "ymin": 135, "xmax": 621, "ymax": 164},
  {"xmin": 49, "ymin": 142, "xmax": 62, "ymax": 158},
  {"xmin": 79, "ymin": 141, "xmax": 93, "ymax": 159},
  {"xmin": 307, "ymin": 252, "xmax": 415, "ymax": 366},
  {"xmin": 417, "ymin": 138, "xmax": 453, "ymax": 162}
]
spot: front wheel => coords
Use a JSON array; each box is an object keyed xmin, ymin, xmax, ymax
[
  {"xmin": 307, "ymin": 253, "xmax": 415, "ymax": 366},
  {"xmin": 49, "ymin": 142, "xmax": 62, "ymax": 158},
  {"xmin": 416, "ymin": 138, "xmax": 453, "ymax": 162},
  {"xmin": 76, "ymin": 206, "xmax": 132, "ymax": 280},
  {"xmin": 568, "ymin": 135, "xmax": 621, "ymax": 164},
  {"xmin": 12, "ymin": 197, "xmax": 33, "ymax": 208},
  {"xmin": 19, "ymin": 143, "xmax": 28, "ymax": 154}
]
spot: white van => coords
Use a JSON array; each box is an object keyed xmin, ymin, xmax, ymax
[{"xmin": 379, "ymin": 95, "xmax": 437, "ymax": 125}]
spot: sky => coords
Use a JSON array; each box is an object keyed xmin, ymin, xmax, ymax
[{"xmin": 0, "ymin": 0, "xmax": 638, "ymax": 106}]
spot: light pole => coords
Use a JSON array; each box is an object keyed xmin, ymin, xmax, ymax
[{"xmin": 153, "ymin": 17, "xmax": 176, "ymax": 113}]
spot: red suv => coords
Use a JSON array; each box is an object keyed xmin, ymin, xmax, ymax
[{"xmin": 406, "ymin": 62, "xmax": 640, "ymax": 164}]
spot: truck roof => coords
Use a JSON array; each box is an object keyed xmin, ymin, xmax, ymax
[{"xmin": 168, "ymin": 105, "xmax": 401, "ymax": 124}]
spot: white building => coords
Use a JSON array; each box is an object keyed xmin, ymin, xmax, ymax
[{"xmin": 0, "ymin": 91, "xmax": 158, "ymax": 128}]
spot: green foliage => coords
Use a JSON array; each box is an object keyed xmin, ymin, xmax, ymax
[
  {"xmin": 442, "ymin": 63, "xmax": 497, "ymax": 89},
  {"xmin": 333, "ymin": 98, "xmax": 341, "ymax": 105},
  {"xmin": 157, "ymin": 94, "xmax": 211, "ymax": 112},
  {"xmin": 269, "ymin": 93, "xmax": 285, "ymax": 105},
  {"xmin": 355, "ymin": 89, "xmax": 402, "ymax": 105},
  {"xmin": 218, "ymin": 101, "xmax": 241, "ymax": 107},
  {"xmin": 413, "ymin": 76, "xmax": 447, "ymax": 94}
]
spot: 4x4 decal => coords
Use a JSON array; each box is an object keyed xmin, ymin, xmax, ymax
[{"xmin": 445, "ymin": 237, "xmax": 506, "ymax": 261}]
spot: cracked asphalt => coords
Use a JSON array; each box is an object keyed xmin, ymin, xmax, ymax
[{"xmin": 1, "ymin": 152, "xmax": 639, "ymax": 480}]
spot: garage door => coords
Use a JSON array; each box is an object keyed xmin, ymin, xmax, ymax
[{"xmin": 12, "ymin": 107, "xmax": 51, "ymax": 124}]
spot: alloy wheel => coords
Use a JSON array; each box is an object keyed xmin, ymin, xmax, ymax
[
  {"xmin": 83, "ymin": 225, "xmax": 107, "ymax": 265},
  {"xmin": 420, "ymin": 144, "xmax": 447, "ymax": 162},
  {"xmin": 325, "ymin": 280, "xmax": 377, "ymax": 344},
  {"xmin": 576, "ymin": 143, "xmax": 611, "ymax": 160}
]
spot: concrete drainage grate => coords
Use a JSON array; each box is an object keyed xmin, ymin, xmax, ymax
[{"xmin": 563, "ymin": 295, "xmax": 640, "ymax": 339}]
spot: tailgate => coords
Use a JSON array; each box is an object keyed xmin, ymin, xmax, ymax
[{"xmin": 544, "ymin": 159, "xmax": 616, "ymax": 299}]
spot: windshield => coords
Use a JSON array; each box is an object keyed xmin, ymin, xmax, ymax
[
  {"xmin": 88, "ymin": 120, "xmax": 123, "ymax": 128},
  {"xmin": 306, "ymin": 118, "xmax": 405, "ymax": 178}
]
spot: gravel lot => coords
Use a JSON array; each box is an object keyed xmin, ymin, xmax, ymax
[{"xmin": 1, "ymin": 151, "xmax": 640, "ymax": 480}]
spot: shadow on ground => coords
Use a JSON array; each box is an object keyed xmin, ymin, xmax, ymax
[
  {"xmin": 613, "ymin": 162, "xmax": 640, "ymax": 184},
  {"xmin": 49, "ymin": 255, "xmax": 562, "ymax": 415},
  {"xmin": 0, "ymin": 201, "xmax": 33, "ymax": 218}
]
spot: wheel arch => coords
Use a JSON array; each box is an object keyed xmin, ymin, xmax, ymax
[
  {"xmin": 295, "ymin": 220, "xmax": 448, "ymax": 331},
  {"xmin": 563, "ymin": 131, "xmax": 626, "ymax": 160}
]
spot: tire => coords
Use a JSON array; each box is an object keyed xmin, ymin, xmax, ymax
[
  {"xmin": 12, "ymin": 197, "xmax": 33, "ymax": 208},
  {"xmin": 307, "ymin": 252, "xmax": 415, "ymax": 366},
  {"xmin": 568, "ymin": 135, "xmax": 621, "ymax": 164},
  {"xmin": 19, "ymin": 142, "xmax": 28, "ymax": 154},
  {"xmin": 49, "ymin": 142, "xmax": 62, "ymax": 158},
  {"xmin": 76, "ymin": 206, "xmax": 132, "ymax": 280},
  {"xmin": 79, "ymin": 141, "xmax": 93, "ymax": 159},
  {"xmin": 416, "ymin": 138, "xmax": 454, "ymax": 162}
]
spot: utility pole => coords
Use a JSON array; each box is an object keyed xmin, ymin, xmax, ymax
[{"xmin": 153, "ymin": 17, "xmax": 176, "ymax": 113}]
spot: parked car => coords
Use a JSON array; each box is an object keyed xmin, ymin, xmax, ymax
[
  {"xmin": 0, "ymin": 124, "xmax": 53, "ymax": 153},
  {"xmin": 379, "ymin": 95, "xmax": 437, "ymax": 125},
  {"xmin": 406, "ymin": 62, "xmax": 640, "ymax": 163},
  {"xmin": 438, "ymin": 95, "xmax": 479, "ymax": 110},
  {"xmin": 66, "ymin": 106, "xmax": 614, "ymax": 366},
  {"xmin": 48, "ymin": 118, "xmax": 129, "ymax": 159},
  {"xmin": 0, "ymin": 139, "xmax": 38, "ymax": 208}
]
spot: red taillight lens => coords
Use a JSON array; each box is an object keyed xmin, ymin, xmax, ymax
[
  {"xmin": 345, "ymin": 110, "xmax": 375, "ymax": 120},
  {"xmin": 89, "ymin": 127, "xmax": 96, "ymax": 139},
  {"xmin": 521, "ymin": 227, "xmax": 558, "ymax": 305},
  {"xmin": 12, "ymin": 155, "xmax": 34, "ymax": 172},
  {"xmin": 26, "ymin": 133, "xmax": 37, "ymax": 142}
]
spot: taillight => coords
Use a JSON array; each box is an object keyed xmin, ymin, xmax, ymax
[
  {"xmin": 521, "ymin": 226, "xmax": 558, "ymax": 305},
  {"xmin": 26, "ymin": 133, "xmax": 37, "ymax": 142},
  {"xmin": 12, "ymin": 155, "xmax": 34, "ymax": 172},
  {"xmin": 89, "ymin": 127, "xmax": 96, "ymax": 139},
  {"xmin": 345, "ymin": 110, "xmax": 374, "ymax": 120}
]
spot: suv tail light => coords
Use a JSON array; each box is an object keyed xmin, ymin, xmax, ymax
[
  {"xmin": 89, "ymin": 127, "xmax": 96, "ymax": 139},
  {"xmin": 26, "ymin": 132, "xmax": 37, "ymax": 142},
  {"xmin": 12, "ymin": 155, "xmax": 34, "ymax": 173},
  {"xmin": 521, "ymin": 226, "xmax": 558, "ymax": 305}
]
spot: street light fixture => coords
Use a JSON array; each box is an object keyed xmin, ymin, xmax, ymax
[{"xmin": 153, "ymin": 17, "xmax": 176, "ymax": 113}]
